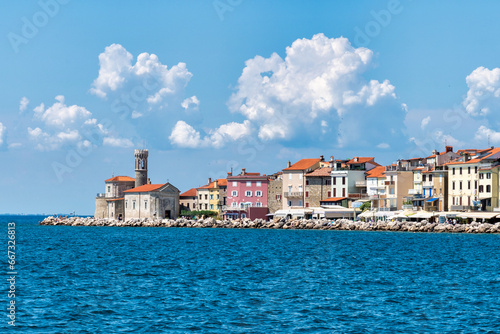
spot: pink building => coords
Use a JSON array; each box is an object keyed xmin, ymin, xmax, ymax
[{"xmin": 224, "ymin": 169, "xmax": 269, "ymax": 220}]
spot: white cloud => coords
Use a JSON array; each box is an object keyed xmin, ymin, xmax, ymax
[
  {"xmin": 474, "ymin": 125, "xmax": 500, "ymax": 144},
  {"xmin": 377, "ymin": 143, "xmax": 390, "ymax": 149},
  {"xmin": 169, "ymin": 120, "xmax": 252, "ymax": 148},
  {"xmin": 421, "ymin": 116, "xmax": 431, "ymax": 129},
  {"xmin": 0, "ymin": 122, "xmax": 5, "ymax": 146},
  {"xmin": 34, "ymin": 95, "xmax": 92, "ymax": 128},
  {"xmin": 103, "ymin": 137, "xmax": 134, "ymax": 148},
  {"xmin": 90, "ymin": 44, "xmax": 192, "ymax": 111},
  {"xmin": 19, "ymin": 97, "xmax": 29, "ymax": 113},
  {"xmin": 463, "ymin": 67, "xmax": 500, "ymax": 116},
  {"xmin": 227, "ymin": 33, "xmax": 404, "ymax": 148},
  {"xmin": 28, "ymin": 127, "xmax": 82, "ymax": 151},
  {"xmin": 181, "ymin": 96, "xmax": 200, "ymax": 110}
]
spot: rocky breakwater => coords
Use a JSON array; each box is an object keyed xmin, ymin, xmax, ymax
[{"xmin": 39, "ymin": 216, "xmax": 500, "ymax": 233}]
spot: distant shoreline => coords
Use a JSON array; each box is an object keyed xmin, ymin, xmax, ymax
[{"xmin": 39, "ymin": 216, "xmax": 500, "ymax": 234}]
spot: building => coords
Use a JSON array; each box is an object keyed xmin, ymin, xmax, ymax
[
  {"xmin": 180, "ymin": 188, "xmax": 197, "ymax": 212},
  {"xmin": 304, "ymin": 159, "xmax": 333, "ymax": 208},
  {"xmin": 447, "ymin": 147, "xmax": 500, "ymax": 211},
  {"xmin": 366, "ymin": 166, "xmax": 386, "ymax": 210},
  {"xmin": 330, "ymin": 157, "xmax": 379, "ymax": 201},
  {"xmin": 197, "ymin": 178, "xmax": 227, "ymax": 214},
  {"xmin": 225, "ymin": 169, "xmax": 269, "ymax": 219},
  {"xmin": 94, "ymin": 149, "xmax": 180, "ymax": 220},
  {"xmin": 197, "ymin": 178, "xmax": 212, "ymax": 211},
  {"xmin": 282, "ymin": 157, "xmax": 324, "ymax": 209},
  {"xmin": 382, "ymin": 164, "xmax": 414, "ymax": 210},
  {"xmin": 267, "ymin": 172, "xmax": 283, "ymax": 214}
]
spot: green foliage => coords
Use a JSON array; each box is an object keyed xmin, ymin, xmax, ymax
[
  {"xmin": 180, "ymin": 210, "xmax": 218, "ymax": 218},
  {"xmin": 359, "ymin": 201, "xmax": 371, "ymax": 211}
]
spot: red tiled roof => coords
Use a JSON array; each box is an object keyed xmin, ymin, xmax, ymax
[
  {"xmin": 180, "ymin": 188, "xmax": 197, "ymax": 197},
  {"xmin": 347, "ymin": 157, "xmax": 376, "ymax": 165},
  {"xmin": 198, "ymin": 179, "xmax": 227, "ymax": 189},
  {"xmin": 124, "ymin": 184, "xmax": 165, "ymax": 193},
  {"xmin": 321, "ymin": 197, "xmax": 347, "ymax": 202},
  {"xmin": 217, "ymin": 179, "xmax": 227, "ymax": 186},
  {"xmin": 107, "ymin": 197, "xmax": 124, "ymax": 202},
  {"xmin": 105, "ymin": 176, "xmax": 135, "ymax": 182},
  {"xmin": 283, "ymin": 159, "xmax": 321, "ymax": 171},
  {"xmin": 306, "ymin": 167, "xmax": 332, "ymax": 177},
  {"xmin": 365, "ymin": 166, "xmax": 386, "ymax": 178},
  {"xmin": 446, "ymin": 147, "xmax": 500, "ymax": 165}
]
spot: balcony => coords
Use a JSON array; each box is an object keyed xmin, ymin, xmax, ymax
[
  {"xmin": 284, "ymin": 192, "xmax": 303, "ymax": 198},
  {"xmin": 355, "ymin": 180, "xmax": 367, "ymax": 187},
  {"xmin": 348, "ymin": 193, "xmax": 368, "ymax": 199},
  {"xmin": 369, "ymin": 194, "xmax": 386, "ymax": 199},
  {"xmin": 384, "ymin": 181, "xmax": 395, "ymax": 186}
]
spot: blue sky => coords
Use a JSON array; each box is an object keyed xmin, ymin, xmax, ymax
[{"xmin": 2, "ymin": 0, "xmax": 500, "ymax": 214}]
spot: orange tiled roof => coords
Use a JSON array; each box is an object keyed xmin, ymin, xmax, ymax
[
  {"xmin": 347, "ymin": 157, "xmax": 376, "ymax": 165},
  {"xmin": 366, "ymin": 166, "xmax": 386, "ymax": 178},
  {"xmin": 105, "ymin": 176, "xmax": 135, "ymax": 182},
  {"xmin": 306, "ymin": 167, "xmax": 332, "ymax": 177},
  {"xmin": 321, "ymin": 197, "xmax": 347, "ymax": 202},
  {"xmin": 124, "ymin": 184, "xmax": 165, "ymax": 193},
  {"xmin": 198, "ymin": 179, "xmax": 227, "ymax": 189},
  {"xmin": 283, "ymin": 158, "xmax": 321, "ymax": 171},
  {"xmin": 217, "ymin": 178, "xmax": 227, "ymax": 186},
  {"xmin": 107, "ymin": 197, "xmax": 124, "ymax": 202},
  {"xmin": 447, "ymin": 147, "xmax": 500, "ymax": 165},
  {"xmin": 180, "ymin": 188, "xmax": 197, "ymax": 197}
]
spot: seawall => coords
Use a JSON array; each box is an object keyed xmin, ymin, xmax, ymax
[{"xmin": 39, "ymin": 216, "xmax": 500, "ymax": 234}]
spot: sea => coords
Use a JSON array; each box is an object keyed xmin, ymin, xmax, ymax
[{"xmin": 2, "ymin": 214, "xmax": 500, "ymax": 333}]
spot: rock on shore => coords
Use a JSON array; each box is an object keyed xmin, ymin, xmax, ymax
[{"xmin": 39, "ymin": 216, "xmax": 500, "ymax": 234}]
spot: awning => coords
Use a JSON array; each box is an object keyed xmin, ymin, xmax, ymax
[
  {"xmin": 412, "ymin": 211, "xmax": 437, "ymax": 219},
  {"xmin": 426, "ymin": 198, "xmax": 438, "ymax": 203},
  {"xmin": 358, "ymin": 210, "xmax": 375, "ymax": 218},
  {"xmin": 375, "ymin": 211, "xmax": 399, "ymax": 218},
  {"xmin": 457, "ymin": 212, "xmax": 499, "ymax": 220}
]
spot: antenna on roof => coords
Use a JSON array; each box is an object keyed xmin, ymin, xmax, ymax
[{"xmin": 488, "ymin": 134, "xmax": 491, "ymax": 147}]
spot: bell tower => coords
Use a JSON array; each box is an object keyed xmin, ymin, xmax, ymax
[{"xmin": 134, "ymin": 149, "xmax": 148, "ymax": 188}]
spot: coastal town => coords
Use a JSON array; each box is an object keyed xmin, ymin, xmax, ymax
[{"xmin": 93, "ymin": 146, "xmax": 500, "ymax": 224}]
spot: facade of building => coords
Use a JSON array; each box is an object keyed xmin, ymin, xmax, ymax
[
  {"xmin": 282, "ymin": 157, "xmax": 324, "ymax": 209},
  {"xmin": 366, "ymin": 166, "xmax": 386, "ymax": 210},
  {"xmin": 225, "ymin": 170, "xmax": 269, "ymax": 219},
  {"xmin": 381, "ymin": 165, "xmax": 413, "ymax": 210},
  {"xmin": 305, "ymin": 164, "xmax": 332, "ymax": 208},
  {"xmin": 180, "ymin": 188, "xmax": 197, "ymax": 212},
  {"xmin": 95, "ymin": 176, "xmax": 136, "ymax": 219},
  {"xmin": 123, "ymin": 183, "xmax": 180, "ymax": 219},
  {"xmin": 330, "ymin": 157, "xmax": 378, "ymax": 201},
  {"xmin": 267, "ymin": 172, "xmax": 283, "ymax": 214}
]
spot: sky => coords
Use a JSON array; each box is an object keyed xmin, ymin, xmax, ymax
[{"xmin": 2, "ymin": 0, "xmax": 500, "ymax": 214}]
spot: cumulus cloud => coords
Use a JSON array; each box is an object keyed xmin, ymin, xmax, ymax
[
  {"xmin": 103, "ymin": 136, "xmax": 134, "ymax": 148},
  {"xmin": 19, "ymin": 97, "xmax": 29, "ymax": 113},
  {"xmin": 169, "ymin": 120, "xmax": 251, "ymax": 148},
  {"xmin": 181, "ymin": 96, "xmax": 200, "ymax": 111},
  {"xmin": 90, "ymin": 43, "xmax": 192, "ymax": 112},
  {"xmin": 34, "ymin": 95, "xmax": 93, "ymax": 128},
  {"xmin": 420, "ymin": 116, "xmax": 431, "ymax": 129},
  {"xmin": 28, "ymin": 127, "xmax": 82, "ymax": 151},
  {"xmin": 474, "ymin": 125, "xmax": 500, "ymax": 144},
  {"xmin": 0, "ymin": 122, "xmax": 5, "ymax": 147},
  {"xmin": 226, "ymin": 33, "xmax": 404, "ymax": 148},
  {"xmin": 463, "ymin": 67, "xmax": 500, "ymax": 117}
]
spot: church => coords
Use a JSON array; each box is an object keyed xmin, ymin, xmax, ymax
[{"xmin": 94, "ymin": 149, "xmax": 180, "ymax": 220}]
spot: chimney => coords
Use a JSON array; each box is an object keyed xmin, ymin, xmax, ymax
[
  {"xmin": 227, "ymin": 171, "xmax": 232, "ymax": 177},
  {"xmin": 320, "ymin": 155, "xmax": 324, "ymax": 162},
  {"xmin": 147, "ymin": 178, "xmax": 151, "ymax": 184},
  {"xmin": 446, "ymin": 146, "xmax": 453, "ymax": 153},
  {"xmin": 214, "ymin": 179, "xmax": 218, "ymax": 187},
  {"xmin": 464, "ymin": 153, "xmax": 470, "ymax": 162},
  {"xmin": 329, "ymin": 156, "xmax": 334, "ymax": 169},
  {"xmin": 241, "ymin": 168, "xmax": 246, "ymax": 175},
  {"xmin": 287, "ymin": 161, "xmax": 291, "ymax": 168},
  {"xmin": 208, "ymin": 177, "xmax": 212, "ymax": 184},
  {"xmin": 432, "ymin": 149, "xmax": 438, "ymax": 155}
]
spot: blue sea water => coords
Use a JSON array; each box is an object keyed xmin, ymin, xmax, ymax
[{"xmin": 2, "ymin": 215, "xmax": 500, "ymax": 333}]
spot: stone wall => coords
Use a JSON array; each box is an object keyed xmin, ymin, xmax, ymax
[
  {"xmin": 305, "ymin": 176, "xmax": 331, "ymax": 207},
  {"xmin": 94, "ymin": 197, "xmax": 108, "ymax": 219},
  {"xmin": 267, "ymin": 174, "xmax": 282, "ymax": 213}
]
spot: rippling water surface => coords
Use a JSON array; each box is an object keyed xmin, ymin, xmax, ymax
[{"xmin": 3, "ymin": 215, "xmax": 500, "ymax": 333}]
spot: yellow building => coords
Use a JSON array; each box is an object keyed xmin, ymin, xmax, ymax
[{"xmin": 197, "ymin": 178, "xmax": 227, "ymax": 215}]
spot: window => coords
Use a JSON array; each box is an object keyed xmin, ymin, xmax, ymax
[
  {"xmin": 205, "ymin": 194, "xmax": 208, "ymax": 200},
  {"xmin": 468, "ymin": 166, "xmax": 471, "ymax": 174},
  {"xmin": 459, "ymin": 167, "xmax": 462, "ymax": 175},
  {"xmin": 231, "ymin": 190, "xmax": 238, "ymax": 196},
  {"xmin": 305, "ymin": 191, "xmax": 309, "ymax": 198},
  {"xmin": 276, "ymin": 194, "xmax": 281, "ymax": 200},
  {"xmin": 205, "ymin": 204, "xmax": 208, "ymax": 210},
  {"xmin": 475, "ymin": 181, "xmax": 478, "ymax": 189},
  {"xmin": 255, "ymin": 202, "xmax": 262, "ymax": 207},
  {"xmin": 479, "ymin": 173, "xmax": 484, "ymax": 179},
  {"xmin": 256, "ymin": 181, "xmax": 262, "ymax": 187},
  {"xmin": 487, "ymin": 173, "xmax": 492, "ymax": 179},
  {"xmin": 210, "ymin": 204, "xmax": 214, "ymax": 210},
  {"xmin": 107, "ymin": 186, "xmax": 111, "ymax": 192},
  {"xmin": 333, "ymin": 177, "xmax": 336, "ymax": 185},
  {"xmin": 245, "ymin": 191, "xmax": 252, "ymax": 197},
  {"xmin": 326, "ymin": 179, "xmax": 331, "ymax": 186},
  {"xmin": 468, "ymin": 181, "xmax": 471, "ymax": 189},
  {"xmin": 232, "ymin": 181, "xmax": 237, "ymax": 187},
  {"xmin": 298, "ymin": 200, "xmax": 303, "ymax": 206},
  {"xmin": 429, "ymin": 175, "xmax": 432, "ymax": 182},
  {"xmin": 475, "ymin": 166, "xmax": 478, "ymax": 174},
  {"xmin": 246, "ymin": 181, "xmax": 252, "ymax": 186},
  {"xmin": 289, "ymin": 174, "xmax": 292, "ymax": 180},
  {"xmin": 459, "ymin": 181, "xmax": 462, "ymax": 190},
  {"xmin": 342, "ymin": 177, "xmax": 346, "ymax": 185},
  {"xmin": 486, "ymin": 185, "xmax": 491, "ymax": 192},
  {"xmin": 390, "ymin": 188, "xmax": 394, "ymax": 195},
  {"xmin": 241, "ymin": 214, "xmax": 246, "ymax": 218},
  {"xmin": 452, "ymin": 181, "xmax": 455, "ymax": 190},
  {"xmin": 479, "ymin": 185, "xmax": 484, "ymax": 193},
  {"xmin": 133, "ymin": 201, "xmax": 136, "ymax": 210},
  {"xmin": 255, "ymin": 191, "xmax": 262, "ymax": 197},
  {"xmin": 210, "ymin": 194, "xmax": 213, "ymax": 200},
  {"xmin": 333, "ymin": 189, "xmax": 336, "ymax": 196},
  {"xmin": 144, "ymin": 200, "xmax": 147, "ymax": 209},
  {"xmin": 125, "ymin": 201, "xmax": 128, "ymax": 209},
  {"xmin": 299, "ymin": 174, "xmax": 303, "ymax": 180},
  {"xmin": 342, "ymin": 188, "xmax": 346, "ymax": 197},
  {"xmin": 423, "ymin": 175, "xmax": 426, "ymax": 182},
  {"xmin": 306, "ymin": 202, "xmax": 310, "ymax": 208},
  {"xmin": 199, "ymin": 195, "xmax": 202, "ymax": 200},
  {"xmin": 305, "ymin": 180, "xmax": 309, "ymax": 186},
  {"xmin": 328, "ymin": 191, "xmax": 331, "ymax": 197},
  {"xmin": 288, "ymin": 201, "xmax": 292, "ymax": 206},
  {"xmin": 231, "ymin": 202, "xmax": 237, "ymax": 208},
  {"xmin": 453, "ymin": 168, "xmax": 455, "ymax": 175},
  {"xmin": 187, "ymin": 203, "xmax": 190, "ymax": 209}
]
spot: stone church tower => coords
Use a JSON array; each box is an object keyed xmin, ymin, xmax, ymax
[{"xmin": 134, "ymin": 149, "xmax": 148, "ymax": 188}]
